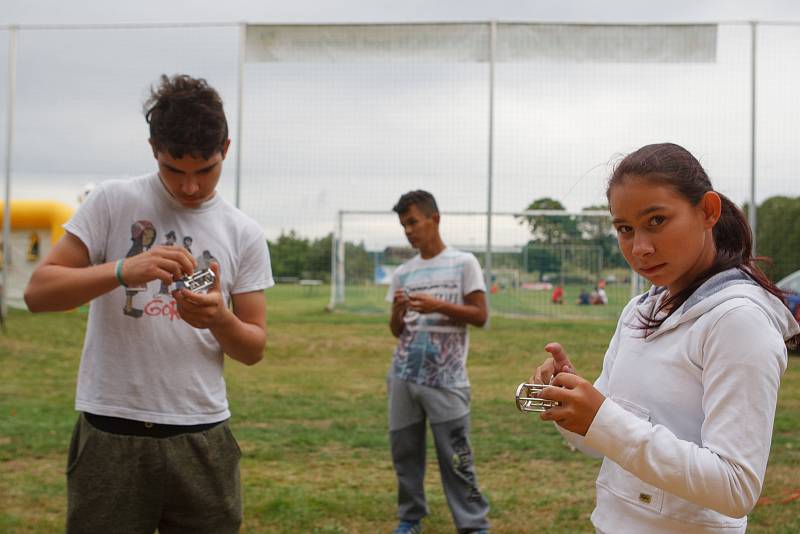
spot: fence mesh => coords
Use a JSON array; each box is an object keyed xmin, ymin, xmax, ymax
[{"xmin": 2, "ymin": 22, "xmax": 800, "ymax": 316}]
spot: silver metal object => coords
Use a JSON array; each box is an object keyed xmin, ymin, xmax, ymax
[
  {"xmin": 515, "ymin": 383, "xmax": 560, "ymax": 413},
  {"xmin": 177, "ymin": 268, "xmax": 215, "ymax": 293}
]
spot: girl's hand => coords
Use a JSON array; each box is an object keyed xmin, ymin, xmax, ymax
[
  {"xmin": 531, "ymin": 342, "xmax": 576, "ymax": 384},
  {"xmin": 537, "ymin": 372, "xmax": 606, "ymax": 436}
]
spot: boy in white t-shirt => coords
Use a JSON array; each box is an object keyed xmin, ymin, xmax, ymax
[
  {"xmin": 24, "ymin": 74, "xmax": 273, "ymax": 533},
  {"xmin": 387, "ymin": 190, "xmax": 490, "ymax": 534}
]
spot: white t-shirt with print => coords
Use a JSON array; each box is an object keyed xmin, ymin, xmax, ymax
[
  {"xmin": 386, "ymin": 247, "xmax": 486, "ymax": 388},
  {"xmin": 64, "ymin": 173, "xmax": 274, "ymax": 425}
]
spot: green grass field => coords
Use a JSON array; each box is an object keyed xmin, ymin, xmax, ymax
[
  {"xmin": 342, "ymin": 283, "xmax": 630, "ymax": 321},
  {"xmin": 1, "ymin": 284, "xmax": 798, "ymax": 533}
]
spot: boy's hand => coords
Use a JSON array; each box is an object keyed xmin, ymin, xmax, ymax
[
  {"xmin": 173, "ymin": 262, "xmax": 227, "ymax": 329},
  {"xmin": 121, "ymin": 245, "xmax": 196, "ymax": 287},
  {"xmin": 407, "ymin": 292, "xmax": 442, "ymax": 314},
  {"xmin": 392, "ymin": 289, "xmax": 409, "ymax": 313}
]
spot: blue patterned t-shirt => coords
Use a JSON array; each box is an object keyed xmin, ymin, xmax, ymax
[{"xmin": 386, "ymin": 247, "xmax": 486, "ymax": 388}]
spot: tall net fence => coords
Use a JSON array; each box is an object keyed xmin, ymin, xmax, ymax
[
  {"xmin": 3, "ymin": 22, "xmax": 800, "ymax": 318},
  {"xmin": 0, "ymin": 25, "xmax": 240, "ymax": 307},
  {"xmin": 336, "ymin": 210, "xmax": 632, "ymax": 320},
  {"xmin": 1, "ymin": 27, "xmax": 9, "ymax": 187}
]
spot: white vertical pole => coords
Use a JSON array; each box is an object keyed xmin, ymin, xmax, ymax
[
  {"xmin": 234, "ymin": 23, "xmax": 246, "ymax": 209},
  {"xmin": 327, "ymin": 222, "xmax": 337, "ymax": 310},
  {"xmin": 336, "ymin": 210, "xmax": 345, "ymax": 305},
  {"xmin": 485, "ymin": 21, "xmax": 496, "ymax": 326},
  {"xmin": 3, "ymin": 27, "xmax": 18, "ymax": 321},
  {"xmin": 749, "ymin": 21, "xmax": 758, "ymax": 254}
]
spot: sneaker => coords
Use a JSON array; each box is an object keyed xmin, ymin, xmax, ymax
[{"xmin": 393, "ymin": 520, "xmax": 422, "ymax": 534}]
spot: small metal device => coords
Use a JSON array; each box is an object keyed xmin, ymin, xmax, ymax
[
  {"xmin": 515, "ymin": 383, "xmax": 560, "ymax": 413},
  {"xmin": 176, "ymin": 268, "xmax": 215, "ymax": 293}
]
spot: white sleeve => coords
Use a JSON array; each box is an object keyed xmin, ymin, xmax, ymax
[
  {"xmin": 62, "ymin": 183, "xmax": 111, "ymax": 264},
  {"xmin": 462, "ymin": 254, "xmax": 486, "ymax": 295},
  {"xmin": 581, "ymin": 304, "xmax": 787, "ymax": 518},
  {"xmin": 555, "ymin": 302, "xmax": 628, "ymax": 458},
  {"xmin": 232, "ymin": 229, "xmax": 274, "ymax": 294}
]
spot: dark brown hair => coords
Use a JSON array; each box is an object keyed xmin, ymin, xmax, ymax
[
  {"xmin": 608, "ymin": 143, "xmax": 798, "ymax": 343},
  {"xmin": 144, "ymin": 74, "xmax": 229, "ymax": 159},
  {"xmin": 393, "ymin": 190, "xmax": 439, "ymax": 217}
]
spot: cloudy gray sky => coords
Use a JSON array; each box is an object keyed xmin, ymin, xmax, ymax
[{"xmin": 2, "ymin": 1, "xmax": 800, "ymax": 250}]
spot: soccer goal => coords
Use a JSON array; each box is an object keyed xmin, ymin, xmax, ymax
[{"xmin": 329, "ymin": 209, "xmax": 638, "ymax": 319}]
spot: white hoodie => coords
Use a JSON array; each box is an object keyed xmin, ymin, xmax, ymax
[{"xmin": 560, "ymin": 269, "xmax": 800, "ymax": 533}]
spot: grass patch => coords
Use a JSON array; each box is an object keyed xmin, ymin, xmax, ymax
[{"xmin": 1, "ymin": 284, "xmax": 797, "ymax": 532}]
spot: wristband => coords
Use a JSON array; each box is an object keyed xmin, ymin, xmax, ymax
[{"xmin": 115, "ymin": 258, "xmax": 127, "ymax": 287}]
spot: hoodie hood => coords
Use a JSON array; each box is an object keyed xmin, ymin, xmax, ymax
[{"xmin": 636, "ymin": 268, "xmax": 800, "ymax": 341}]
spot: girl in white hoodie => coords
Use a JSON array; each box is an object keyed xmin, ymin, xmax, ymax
[{"xmin": 532, "ymin": 143, "xmax": 800, "ymax": 533}]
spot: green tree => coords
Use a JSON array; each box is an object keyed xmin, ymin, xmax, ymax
[
  {"xmin": 267, "ymin": 231, "xmax": 375, "ymax": 283},
  {"xmin": 522, "ymin": 242, "xmax": 562, "ymax": 280},
  {"xmin": 344, "ymin": 241, "xmax": 373, "ymax": 283},
  {"xmin": 516, "ymin": 197, "xmax": 580, "ymax": 244},
  {"xmin": 268, "ymin": 230, "xmax": 310, "ymax": 278},
  {"xmin": 580, "ymin": 204, "xmax": 627, "ymax": 269},
  {"xmin": 754, "ymin": 196, "xmax": 800, "ymax": 281},
  {"xmin": 307, "ymin": 233, "xmax": 333, "ymax": 281}
]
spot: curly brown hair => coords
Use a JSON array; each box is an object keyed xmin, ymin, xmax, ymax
[{"xmin": 144, "ymin": 74, "xmax": 229, "ymax": 159}]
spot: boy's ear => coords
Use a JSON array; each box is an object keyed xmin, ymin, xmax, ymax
[
  {"xmin": 221, "ymin": 139, "xmax": 231, "ymax": 159},
  {"xmin": 148, "ymin": 138, "xmax": 158, "ymax": 159},
  {"xmin": 432, "ymin": 212, "xmax": 441, "ymax": 224}
]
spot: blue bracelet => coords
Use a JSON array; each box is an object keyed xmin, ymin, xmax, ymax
[{"xmin": 115, "ymin": 258, "xmax": 127, "ymax": 287}]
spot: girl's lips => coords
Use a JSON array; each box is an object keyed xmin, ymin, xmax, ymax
[{"xmin": 639, "ymin": 263, "xmax": 665, "ymax": 276}]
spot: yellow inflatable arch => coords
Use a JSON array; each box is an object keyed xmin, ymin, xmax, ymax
[
  {"xmin": 0, "ymin": 199, "xmax": 74, "ymax": 244},
  {"xmin": 0, "ymin": 200, "xmax": 75, "ymax": 309}
]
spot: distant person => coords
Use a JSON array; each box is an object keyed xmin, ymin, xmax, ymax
[
  {"xmin": 551, "ymin": 285, "xmax": 564, "ymax": 304},
  {"xmin": 577, "ymin": 288, "xmax": 590, "ymax": 305},
  {"xmin": 387, "ymin": 190, "xmax": 490, "ymax": 534},
  {"xmin": 596, "ymin": 285, "xmax": 608, "ymax": 305},
  {"xmin": 589, "ymin": 289, "xmax": 599, "ymax": 304},
  {"xmin": 529, "ymin": 143, "xmax": 799, "ymax": 533},
  {"xmin": 24, "ymin": 74, "xmax": 274, "ymax": 533}
]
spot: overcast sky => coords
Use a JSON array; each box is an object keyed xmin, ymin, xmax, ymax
[
  {"xmin": 3, "ymin": 1, "xmax": 800, "ymax": 250},
  {"xmin": 5, "ymin": 0, "xmax": 800, "ymax": 26}
]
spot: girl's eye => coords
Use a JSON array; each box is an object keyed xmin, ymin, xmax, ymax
[
  {"xmin": 648, "ymin": 215, "xmax": 666, "ymax": 226},
  {"xmin": 616, "ymin": 225, "xmax": 632, "ymax": 234}
]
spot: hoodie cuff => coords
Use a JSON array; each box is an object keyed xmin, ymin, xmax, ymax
[{"xmin": 583, "ymin": 398, "xmax": 650, "ymax": 466}]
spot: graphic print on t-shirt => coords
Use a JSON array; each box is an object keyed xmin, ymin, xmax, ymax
[
  {"xmin": 120, "ymin": 222, "xmax": 215, "ymax": 321},
  {"xmin": 122, "ymin": 220, "xmax": 157, "ymax": 318},
  {"xmin": 157, "ymin": 230, "xmax": 178, "ymax": 295},
  {"xmin": 394, "ymin": 277, "xmax": 469, "ymax": 388}
]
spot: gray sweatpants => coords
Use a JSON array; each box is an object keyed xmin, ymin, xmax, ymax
[{"xmin": 388, "ymin": 377, "xmax": 490, "ymax": 533}]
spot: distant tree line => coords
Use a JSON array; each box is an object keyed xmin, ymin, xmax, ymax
[
  {"xmin": 266, "ymin": 195, "xmax": 800, "ymax": 285},
  {"xmin": 267, "ymin": 231, "xmax": 373, "ymax": 283},
  {"xmin": 749, "ymin": 196, "xmax": 800, "ymax": 282},
  {"xmin": 517, "ymin": 195, "xmax": 800, "ymax": 283},
  {"xmin": 516, "ymin": 197, "xmax": 627, "ymax": 280}
]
